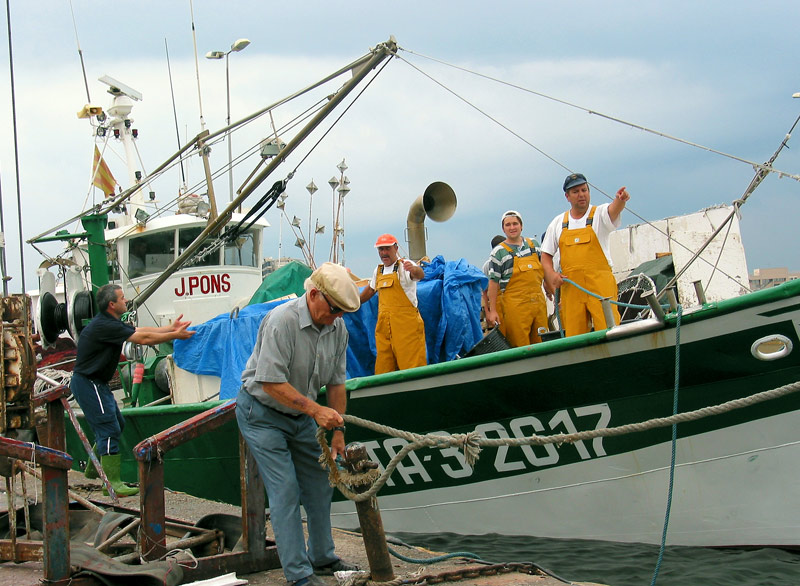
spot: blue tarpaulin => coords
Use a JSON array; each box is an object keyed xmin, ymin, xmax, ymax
[{"xmin": 173, "ymin": 256, "xmax": 487, "ymax": 399}]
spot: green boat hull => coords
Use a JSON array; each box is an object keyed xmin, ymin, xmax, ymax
[{"xmin": 64, "ymin": 279, "xmax": 800, "ymax": 546}]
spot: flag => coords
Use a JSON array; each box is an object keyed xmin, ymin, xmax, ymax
[{"xmin": 92, "ymin": 145, "xmax": 117, "ymax": 196}]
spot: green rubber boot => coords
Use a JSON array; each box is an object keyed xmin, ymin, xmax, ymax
[
  {"xmin": 101, "ymin": 454, "xmax": 139, "ymax": 497},
  {"xmin": 84, "ymin": 445, "xmax": 98, "ymax": 479}
]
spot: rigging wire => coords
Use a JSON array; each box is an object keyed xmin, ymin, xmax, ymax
[
  {"xmin": 289, "ymin": 55, "xmax": 395, "ymax": 175},
  {"xmin": 188, "ymin": 0, "xmax": 206, "ymax": 131},
  {"xmin": 187, "ymin": 55, "xmax": 392, "ymax": 269},
  {"xmin": 165, "ymin": 38, "xmax": 186, "ymax": 187},
  {"xmin": 5, "ymin": 0, "xmax": 25, "ymax": 294},
  {"xmin": 68, "ymin": 0, "xmax": 91, "ymax": 104},
  {"xmin": 395, "ymin": 51, "xmax": 750, "ymax": 290},
  {"xmin": 399, "ymin": 47, "xmax": 800, "ymax": 183}
]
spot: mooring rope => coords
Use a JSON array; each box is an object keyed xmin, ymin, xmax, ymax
[
  {"xmin": 651, "ymin": 304, "xmax": 682, "ymax": 585},
  {"xmin": 562, "ymin": 276, "xmax": 668, "ymax": 311},
  {"xmin": 318, "ymin": 379, "xmax": 800, "ymax": 502}
]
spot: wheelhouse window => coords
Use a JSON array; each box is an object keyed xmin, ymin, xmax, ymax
[
  {"xmin": 128, "ymin": 232, "xmax": 176, "ymax": 278},
  {"xmin": 179, "ymin": 227, "xmax": 220, "ymax": 267},
  {"xmin": 224, "ymin": 229, "xmax": 258, "ymax": 267}
]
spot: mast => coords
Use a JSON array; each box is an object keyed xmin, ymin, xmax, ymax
[{"xmin": 131, "ymin": 37, "xmax": 398, "ymax": 310}]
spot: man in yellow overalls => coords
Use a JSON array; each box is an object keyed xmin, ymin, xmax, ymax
[
  {"xmin": 359, "ymin": 234, "xmax": 427, "ymax": 374},
  {"xmin": 541, "ymin": 173, "xmax": 630, "ymax": 337},
  {"xmin": 485, "ymin": 211, "xmax": 549, "ymax": 346}
]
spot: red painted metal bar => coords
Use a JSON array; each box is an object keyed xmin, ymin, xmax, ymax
[
  {"xmin": 134, "ymin": 400, "xmax": 236, "ymax": 461},
  {"xmin": 134, "ymin": 401, "xmax": 235, "ymax": 560},
  {"xmin": 33, "ymin": 384, "xmax": 70, "ymax": 407},
  {"xmin": 132, "ymin": 400, "xmax": 280, "ymax": 578},
  {"xmin": 36, "ymin": 385, "xmax": 66, "ymax": 453},
  {"xmin": 41, "ymin": 462, "xmax": 70, "ymax": 580},
  {"xmin": 0, "ymin": 435, "xmax": 72, "ymax": 470}
]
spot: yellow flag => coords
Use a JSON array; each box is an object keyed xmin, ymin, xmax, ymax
[{"xmin": 92, "ymin": 145, "xmax": 117, "ymax": 196}]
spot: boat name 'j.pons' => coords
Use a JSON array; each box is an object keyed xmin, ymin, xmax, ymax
[
  {"xmin": 173, "ymin": 274, "xmax": 232, "ymax": 297},
  {"xmin": 361, "ymin": 403, "xmax": 612, "ymax": 487}
]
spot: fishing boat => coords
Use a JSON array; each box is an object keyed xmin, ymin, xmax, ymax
[
  {"xmin": 332, "ymin": 277, "xmax": 800, "ymax": 547},
  {"xmin": 29, "ymin": 73, "xmax": 270, "ymax": 409},
  {"xmin": 17, "ymin": 36, "xmax": 800, "ymax": 550}
]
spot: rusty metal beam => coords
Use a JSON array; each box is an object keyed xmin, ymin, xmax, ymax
[
  {"xmin": 0, "ymin": 539, "xmax": 43, "ymax": 561},
  {"xmin": 240, "ymin": 433, "xmax": 266, "ymax": 554},
  {"xmin": 134, "ymin": 400, "xmax": 235, "ymax": 461},
  {"xmin": 0, "ymin": 394, "xmax": 73, "ymax": 583},
  {"xmin": 42, "ymin": 463, "xmax": 70, "ymax": 579},
  {"xmin": 137, "ymin": 455, "xmax": 167, "ymax": 560},
  {"xmin": 0, "ymin": 434, "xmax": 72, "ymax": 470},
  {"xmin": 132, "ymin": 400, "xmax": 280, "ymax": 576}
]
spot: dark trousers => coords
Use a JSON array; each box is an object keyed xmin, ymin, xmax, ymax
[{"xmin": 70, "ymin": 372, "xmax": 125, "ymax": 456}]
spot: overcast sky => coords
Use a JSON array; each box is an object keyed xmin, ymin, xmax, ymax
[{"xmin": 1, "ymin": 0, "xmax": 799, "ymax": 294}]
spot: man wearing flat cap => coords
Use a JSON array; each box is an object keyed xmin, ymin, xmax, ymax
[
  {"xmin": 541, "ymin": 173, "xmax": 630, "ymax": 337},
  {"xmin": 236, "ymin": 262, "xmax": 359, "ymax": 586},
  {"xmin": 359, "ymin": 233, "xmax": 427, "ymax": 374}
]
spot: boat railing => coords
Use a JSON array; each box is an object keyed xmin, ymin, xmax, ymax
[{"xmin": 133, "ymin": 400, "xmax": 280, "ymax": 579}]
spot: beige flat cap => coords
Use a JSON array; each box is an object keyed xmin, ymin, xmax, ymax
[{"xmin": 307, "ymin": 262, "xmax": 361, "ymax": 312}]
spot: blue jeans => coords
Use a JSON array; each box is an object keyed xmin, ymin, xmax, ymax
[
  {"xmin": 70, "ymin": 372, "xmax": 125, "ymax": 456},
  {"xmin": 235, "ymin": 388, "xmax": 338, "ymax": 582}
]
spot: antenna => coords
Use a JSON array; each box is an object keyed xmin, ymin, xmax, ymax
[
  {"xmin": 165, "ymin": 39, "xmax": 186, "ymax": 187},
  {"xmin": 98, "ymin": 75, "xmax": 142, "ymax": 101},
  {"xmin": 188, "ymin": 0, "xmax": 206, "ymax": 130}
]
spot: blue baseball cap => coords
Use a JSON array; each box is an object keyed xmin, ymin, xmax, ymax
[{"xmin": 563, "ymin": 173, "xmax": 588, "ymax": 192}]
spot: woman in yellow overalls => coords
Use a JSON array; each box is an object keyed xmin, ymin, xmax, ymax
[
  {"xmin": 486, "ymin": 211, "xmax": 549, "ymax": 347},
  {"xmin": 495, "ymin": 239, "xmax": 548, "ymax": 346},
  {"xmin": 359, "ymin": 234, "xmax": 427, "ymax": 374}
]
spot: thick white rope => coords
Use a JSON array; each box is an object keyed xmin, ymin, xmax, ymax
[{"xmin": 320, "ymin": 380, "xmax": 800, "ymax": 501}]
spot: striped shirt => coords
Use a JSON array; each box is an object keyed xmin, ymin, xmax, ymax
[{"xmin": 488, "ymin": 237, "xmax": 540, "ymax": 291}]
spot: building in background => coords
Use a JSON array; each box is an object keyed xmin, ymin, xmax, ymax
[
  {"xmin": 749, "ymin": 267, "xmax": 800, "ymax": 291},
  {"xmin": 262, "ymin": 256, "xmax": 304, "ymax": 278}
]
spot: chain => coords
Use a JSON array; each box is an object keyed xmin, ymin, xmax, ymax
[{"xmin": 397, "ymin": 562, "xmax": 539, "ymax": 585}]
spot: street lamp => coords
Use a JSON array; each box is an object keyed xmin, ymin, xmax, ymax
[
  {"xmin": 205, "ymin": 38, "xmax": 251, "ymax": 203},
  {"xmin": 328, "ymin": 159, "xmax": 349, "ymax": 263}
]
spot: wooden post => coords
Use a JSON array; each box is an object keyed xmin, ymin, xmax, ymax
[{"xmin": 343, "ymin": 443, "xmax": 394, "ymax": 581}]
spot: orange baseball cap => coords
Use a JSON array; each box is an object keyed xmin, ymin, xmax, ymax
[{"xmin": 374, "ymin": 233, "xmax": 398, "ymax": 248}]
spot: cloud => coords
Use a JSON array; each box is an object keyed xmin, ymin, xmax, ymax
[{"xmin": 2, "ymin": 2, "xmax": 799, "ymax": 297}]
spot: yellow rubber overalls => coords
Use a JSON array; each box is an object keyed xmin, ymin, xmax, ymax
[
  {"xmin": 558, "ymin": 206, "xmax": 620, "ymax": 337},
  {"xmin": 496, "ymin": 238, "xmax": 548, "ymax": 346},
  {"xmin": 374, "ymin": 261, "xmax": 427, "ymax": 374}
]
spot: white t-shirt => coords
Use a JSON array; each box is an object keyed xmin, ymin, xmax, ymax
[
  {"xmin": 368, "ymin": 260, "xmax": 420, "ymax": 307},
  {"xmin": 481, "ymin": 258, "xmax": 491, "ymax": 278},
  {"xmin": 540, "ymin": 203, "xmax": 620, "ymax": 268}
]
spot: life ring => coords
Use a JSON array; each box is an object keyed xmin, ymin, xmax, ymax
[{"xmin": 750, "ymin": 334, "xmax": 793, "ymax": 361}]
